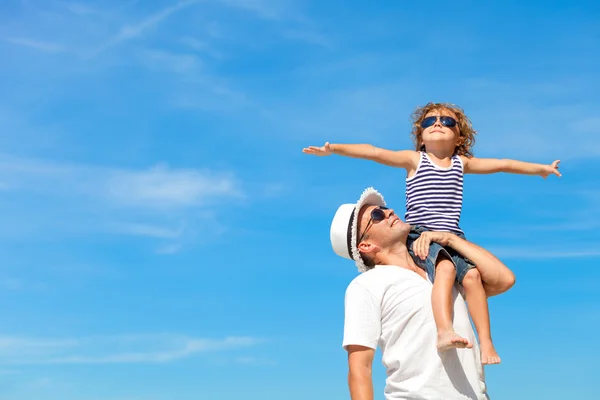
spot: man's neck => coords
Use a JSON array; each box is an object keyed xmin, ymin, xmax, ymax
[{"xmin": 376, "ymin": 246, "xmax": 427, "ymax": 279}]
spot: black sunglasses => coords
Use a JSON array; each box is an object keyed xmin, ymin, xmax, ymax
[
  {"xmin": 420, "ymin": 115, "xmax": 457, "ymax": 129},
  {"xmin": 357, "ymin": 206, "xmax": 389, "ymax": 243}
]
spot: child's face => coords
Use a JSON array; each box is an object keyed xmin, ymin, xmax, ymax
[{"xmin": 420, "ymin": 108, "xmax": 461, "ymax": 152}]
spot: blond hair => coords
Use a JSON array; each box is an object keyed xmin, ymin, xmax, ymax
[{"xmin": 410, "ymin": 102, "xmax": 477, "ymax": 157}]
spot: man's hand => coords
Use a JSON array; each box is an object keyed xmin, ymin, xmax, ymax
[
  {"xmin": 540, "ymin": 160, "xmax": 561, "ymax": 178},
  {"xmin": 412, "ymin": 231, "xmax": 453, "ymax": 260},
  {"xmin": 302, "ymin": 142, "xmax": 332, "ymax": 156}
]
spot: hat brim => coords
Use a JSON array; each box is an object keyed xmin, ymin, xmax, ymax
[{"xmin": 350, "ymin": 187, "xmax": 386, "ymax": 273}]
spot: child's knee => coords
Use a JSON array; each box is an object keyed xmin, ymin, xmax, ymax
[
  {"xmin": 462, "ymin": 268, "xmax": 481, "ymax": 287},
  {"xmin": 436, "ymin": 258, "xmax": 456, "ymax": 277}
]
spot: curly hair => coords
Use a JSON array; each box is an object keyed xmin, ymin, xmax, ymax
[{"xmin": 410, "ymin": 102, "xmax": 477, "ymax": 157}]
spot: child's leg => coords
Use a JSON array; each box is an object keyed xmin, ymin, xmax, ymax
[
  {"xmin": 462, "ymin": 268, "xmax": 501, "ymax": 365},
  {"xmin": 433, "ymin": 256, "xmax": 473, "ymax": 352},
  {"xmin": 460, "ymin": 243, "xmax": 515, "ymax": 297}
]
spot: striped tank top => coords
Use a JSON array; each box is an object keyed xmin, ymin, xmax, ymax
[{"xmin": 405, "ymin": 152, "xmax": 464, "ymax": 235}]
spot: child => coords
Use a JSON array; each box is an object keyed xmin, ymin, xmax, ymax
[{"xmin": 303, "ymin": 102, "xmax": 561, "ymax": 365}]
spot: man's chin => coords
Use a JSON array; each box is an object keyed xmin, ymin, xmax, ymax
[
  {"xmin": 392, "ymin": 221, "xmax": 410, "ymax": 232},
  {"xmin": 392, "ymin": 226, "xmax": 410, "ymax": 241}
]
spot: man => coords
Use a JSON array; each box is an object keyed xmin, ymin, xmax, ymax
[{"xmin": 330, "ymin": 187, "xmax": 515, "ymax": 400}]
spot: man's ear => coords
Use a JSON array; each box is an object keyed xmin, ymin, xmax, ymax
[{"xmin": 357, "ymin": 241, "xmax": 378, "ymax": 257}]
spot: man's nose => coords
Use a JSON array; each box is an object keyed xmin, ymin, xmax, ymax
[
  {"xmin": 385, "ymin": 208, "xmax": 395, "ymax": 218},
  {"xmin": 432, "ymin": 117, "xmax": 442, "ymax": 127}
]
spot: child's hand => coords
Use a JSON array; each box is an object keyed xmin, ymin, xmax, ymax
[
  {"xmin": 412, "ymin": 231, "xmax": 452, "ymax": 260},
  {"xmin": 541, "ymin": 160, "xmax": 561, "ymax": 178},
  {"xmin": 302, "ymin": 142, "xmax": 332, "ymax": 156}
]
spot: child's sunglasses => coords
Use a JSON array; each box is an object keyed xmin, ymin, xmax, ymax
[
  {"xmin": 420, "ymin": 116, "xmax": 457, "ymax": 129},
  {"xmin": 358, "ymin": 206, "xmax": 389, "ymax": 243}
]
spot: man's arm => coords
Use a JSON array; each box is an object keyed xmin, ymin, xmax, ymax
[
  {"xmin": 347, "ymin": 345, "xmax": 375, "ymax": 400},
  {"xmin": 462, "ymin": 156, "xmax": 561, "ymax": 178},
  {"xmin": 302, "ymin": 142, "xmax": 419, "ymax": 170},
  {"xmin": 412, "ymin": 232, "xmax": 515, "ymax": 296},
  {"xmin": 343, "ymin": 283, "xmax": 380, "ymax": 399}
]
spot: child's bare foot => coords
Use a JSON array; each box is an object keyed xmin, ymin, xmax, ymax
[
  {"xmin": 437, "ymin": 331, "xmax": 473, "ymax": 352},
  {"xmin": 480, "ymin": 342, "xmax": 501, "ymax": 365}
]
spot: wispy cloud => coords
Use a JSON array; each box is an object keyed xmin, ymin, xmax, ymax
[
  {"xmin": 0, "ymin": 334, "xmax": 261, "ymax": 365},
  {"xmin": 4, "ymin": 37, "xmax": 66, "ymax": 53},
  {"xmin": 155, "ymin": 242, "xmax": 184, "ymax": 255},
  {"xmin": 180, "ymin": 36, "xmax": 224, "ymax": 58},
  {"xmin": 498, "ymin": 220, "xmax": 600, "ymax": 233},
  {"xmin": 0, "ymin": 368, "xmax": 20, "ymax": 375},
  {"xmin": 489, "ymin": 246, "xmax": 600, "ymax": 260},
  {"xmin": 60, "ymin": 2, "xmax": 97, "ymax": 15},
  {"xmin": 462, "ymin": 78, "xmax": 600, "ymax": 160},
  {"xmin": 0, "ymin": 278, "xmax": 24, "ymax": 290},
  {"xmin": 139, "ymin": 49, "xmax": 202, "ymax": 76},
  {"xmin": 94, "ymin": 0, "xmax": 203, "ymax": 55},
  {"xmin": 0, "ymin": 277, "xmax": 47, "ymax": 292},
  {"xmin": 180, "ymin": 36, "xmax": 207, "ymax": 51},
  {"xmin": 0, "ymin": 155, "xmax": 240, "ymax": 252},
  {"xmin": 106, "ymin": 164, "xmax": 240, "ymax": 208},
  {"xmin": 283, "ymin": 29, "xmax": 332, "ymax": 48},
  {"xmin": 29, "ymin": 377, "xmax": 53, "ymax": 388},
  {"xmin": 216, "ymin": 0, "xmax": 300, "ymax": 21},
  {"xmin": 109, "ymin": 222, "xmax": 183, "ymax": 239},
  {"xmin": 0, "ymin": 155, "xmax": 240, "ymax": 209},
  {"xmin": 233, "ymin": 356, "xmax": 277, "ymax": 366},
  {"xmin": 132, "ymin": 49, "xmax": 255, "ymax": 113}
]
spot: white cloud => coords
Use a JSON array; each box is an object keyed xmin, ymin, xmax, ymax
[
  {"xmin": 488, "ymin": 246, "xmax": 600, "ymax": 260},
  {"xmin": 264, "ymin": 82, "xmax": 418, "ymax": 141},
  {"xmin": 119, "ymin": 0, "xmax": 200, "ymax": 40},
  {"xmin": 216, "ymin": 0, "xmax": 300, "ymax": 21},
  {"xmin": 155, "ymin": 243, "xmax": 184, "ymax": 255},
  {"xmin": 180, "ymin": 36, "xmax": 224, "ymax": 59},
  {"xmin": 180, "ymin": 36, "xmax": 206, "ymax": 50},
  {"xmin": 0, "ymin": 368, "xmax": 20, "ymax": 375},
  {"xmin": 105, "ymin": 164, "xmax": 239, "ymax": 208},
  {"xmin": 94, "ymin": 0, "xmax": 203, "ymax": 54},
  {"xmin": 132, "ymin": 49, "xmax": 254, "ymax": 113},
  {"xmin": 283, "ymin": 29, "xmax": 332, "ymax": 48},
  {"xmin": 0, "ymin": 155, "xmax": 239, "ymax": 253},
  {"xmin": 460, "ymin": 78, "xmax": 600, "ymax": 160},
  {"xmin": 29, "ymin": 377, "xmax": 53, "ymax": 388},
  {"xmin": 0, "ymin": 278, "xmax": 24, "ymax": 290},
  {"xmin": 569, "ymin": 116, "xmax": 600, "ymax": 134},
  {"xmin": 139, "ymin": 49, "xmax": 202, "ymax": 75},
  {"xmin": 109, "ymin": 222, "xmax": 183, "ymax": 239},
  {"xmin": 4, "ymin": 37, "xmax": 66, "ymax": 53},
  {"xmin": 0, "ymin": 334, "xmax": 261, "ymax": 365},
  {"xmin": 0, "ymin": 155, "xmax": 240, "ymax": 210},
  {"xmin": 61, "ymin": 2, "xmax": 97, "ymax": 15},
  {"xmin": 233, "ymin": 356, "xmax": 277, "ymax": 366}
]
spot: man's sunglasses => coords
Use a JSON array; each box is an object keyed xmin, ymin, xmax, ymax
[
  {"xmin": 357, "ymin": 206, "xmax": 389, "ymax": 243},
  {"xmin": 420, "ymin": 115, "xmax": 457, "ymax": 129}
]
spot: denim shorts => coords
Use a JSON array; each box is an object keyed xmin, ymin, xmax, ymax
[{"xmin": 406, "ymin": 225, "xmax": 476, "ymax": 284}]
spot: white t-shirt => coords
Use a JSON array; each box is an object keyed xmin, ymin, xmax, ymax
[{"xmin": 343, "ymin": 265, "xmax": 488, "ymax": 400}]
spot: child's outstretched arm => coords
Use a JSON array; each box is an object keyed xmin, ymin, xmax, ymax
[
  {"xmin": 462, "ymin": 157, "xmax": 561, "ymax": 178},
  {"xmin": 302, "ymin": 142, "xmax": 419, "ymax": 170}
]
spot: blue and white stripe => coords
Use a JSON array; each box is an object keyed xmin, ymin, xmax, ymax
[{"xmin": 405, "ymin": 152, "xmax": 464, "ymax": 234}]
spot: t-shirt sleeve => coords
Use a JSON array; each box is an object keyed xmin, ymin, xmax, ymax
[{"xmin": 342, "ymin": 282, "xmax": 381, "ymax": 350}]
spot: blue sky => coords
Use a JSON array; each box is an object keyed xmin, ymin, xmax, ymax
[{"xmin": 0, "ymin": 0, "xmax": 599, "ymax": 399}]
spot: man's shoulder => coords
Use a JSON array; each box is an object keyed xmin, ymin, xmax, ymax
[
  {"xmin": 347, "ymin": 265, "xmax": 424, "ymax": 292},
  {"xmin": 348, "ymin": 265, "xmax": 394, "ymax": 284}
]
